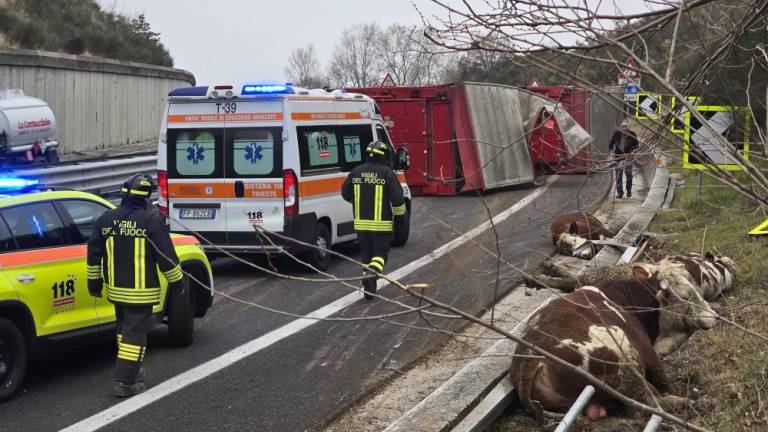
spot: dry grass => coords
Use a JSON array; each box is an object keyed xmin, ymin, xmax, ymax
[{"xmin": 492, "ymin": 168, "xmax": 768, "ymax": 431}]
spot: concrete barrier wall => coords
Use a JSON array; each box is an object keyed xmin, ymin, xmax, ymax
[{"xmin": 0, "ymin": 48, "xmax": 195, "ymax": 155}]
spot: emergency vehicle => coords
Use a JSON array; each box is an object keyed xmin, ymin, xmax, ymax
[
  {"xmin": 157, "ymin": 84, "xmax": 412, "ymax": 270},
  {"xmin": 0, "ymin": 179, "xmax": 213, "ymax": 401}
]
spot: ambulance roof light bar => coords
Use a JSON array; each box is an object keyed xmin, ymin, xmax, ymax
[{"xmin": 241, "ymin": 84, "xmax": 294, "ymax": 95}]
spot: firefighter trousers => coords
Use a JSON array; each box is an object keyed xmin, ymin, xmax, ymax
[
  {"xmin": 114, "ymin": 304, "xmax": 152, "ymax": 384},
  {"xmin": 358, "ymin": 231, "xmax": 393, "ymax": 278}
]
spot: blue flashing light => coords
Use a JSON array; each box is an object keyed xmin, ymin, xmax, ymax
[
  {"xmin": 241, "ymin": 84, "xmax": 294, "ymax": 95},
  {"xmin": 0, "ymin": 176, "xmax": 39, "ymax": 191},
  {"xmin": 168, "ymin": 86, "xmax": 209, "ymax": 97}
]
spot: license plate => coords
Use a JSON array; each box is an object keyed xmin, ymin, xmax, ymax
[{"xmin": 179, "ymin": 208, "xmax": 216, "ymax": 219}]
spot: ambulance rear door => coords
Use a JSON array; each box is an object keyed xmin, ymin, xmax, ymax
[
  {"xmin": 165, "ymin": 102, "xmax": 229, "ymax": 245},
  {"xmin": 222, "ymin": 101, "xmax": 285, "ymax": 248}
]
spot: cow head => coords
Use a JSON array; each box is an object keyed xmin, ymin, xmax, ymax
[
  {"xmin": 633, "ymin": 263, "xmax": 718, "ymax": 357},
  {"xmin": 555, "ymin": 223, "xmax": 594, "ymax": 259}
]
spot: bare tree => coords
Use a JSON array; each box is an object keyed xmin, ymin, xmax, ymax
[
  {"xmin": 328, "ymin": 23, "xmax": 383, "ymax": 87},
  {"xmin": 284, "ymin": 44, "xmax": 326, "ymax": 89}
]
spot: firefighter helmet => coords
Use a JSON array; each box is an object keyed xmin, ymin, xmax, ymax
[
  {"xmin": 366, "ymin": 141, "xmax": 389, "ymax": 161},
  {"xmin": 121, "ymin": 174, "xmax": 155, "ymax": 198}
]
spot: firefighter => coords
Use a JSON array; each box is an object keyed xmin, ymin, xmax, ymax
[
  {"xmin": 87, "ymin": 174, "xmax": 184, "ymax": 397},
  {"xmin": 341, "ymin": 141, "xmax": 406, "ymax": 300}
]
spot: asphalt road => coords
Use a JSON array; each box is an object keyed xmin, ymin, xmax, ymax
[{"xmin": 0, "ymin": 173, "xmax": 609, "ymax": 432}]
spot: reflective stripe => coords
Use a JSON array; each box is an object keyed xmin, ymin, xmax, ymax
[
  {"xmin": 368, "ymin": 257, "xmax": 384, "ymax": 273},
  {"xmin": 392, "ymin": 203, "xmax": 406, "ymax": 216},
  {"xmin": 107, "ymin": 286, "xmax": 162, "ymax": 305},
  {"xmin": 139, "ymin": 239, "xmax": 146, "ymax": 289},
  {"xmin": 371, "ymin": 257, "xmax": 385, "ymax": 265},
  {"xmin": 354, "ymin": 220, "xmax": 394, "ymax": 232},
  {"xmin": 106, "ymin": 237, "xmax": 115, "ymax": 287},
  {"xmin": 163, "ymin": 265, "xmax": 183, "ymax": 283},
  {"xmin": 354, "ymin": 184, "xmax": 360, "ymax": 220},
  {"xmin": 87, "ymin": 265, "xmax": 101, "ymax": 280},
  {"xmin": 374, "ymin": 185, "xmax": 383, "ymax": 221},
  {"xmin": 117, "ymin": 341, "xmax": 143, "ymax": 362},
  {"xmin": 134, "ymin": 238, "xmax": 141, "ymax": 290}
]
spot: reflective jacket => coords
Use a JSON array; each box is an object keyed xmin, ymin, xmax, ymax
[
  {"xmin": 341, "ymin": 161, "xmax": 406, "ymax": 232},
  {"xmin": 87, "ymin": 200, "xmax": 182, "ymax": 305}
]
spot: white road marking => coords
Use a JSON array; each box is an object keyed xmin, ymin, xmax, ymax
[{"xmin": 60, "ymin": 176, "xmax": 557, "ymax": 432}]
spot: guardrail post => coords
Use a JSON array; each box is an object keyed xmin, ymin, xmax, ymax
[{"xmin": 554, "ymin": 385, "xmax": 595, "ymax": 432}]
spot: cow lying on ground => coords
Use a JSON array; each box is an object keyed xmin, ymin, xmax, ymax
[
  {"xmin": 525, "ymin": 251, "xmax": 737, "ymax": 300},
  {"xmin": 551, "ymin": 212, "xmax": 614, "ymax": 260},
  {"xmin": 511, "ymin": 264, "xmax": 718, "ymax": 421},
  {"xmin": 550, "ymin": 212, "xmax": 614, "ymax": 245},
  {"xmin": 657, "ymin": 252, "xmax": 736, "ymax": 300}
]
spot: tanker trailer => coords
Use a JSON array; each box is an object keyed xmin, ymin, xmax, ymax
[{"xmin": 0, "ymin": 89, "xmax": 59, "ymax": 165}]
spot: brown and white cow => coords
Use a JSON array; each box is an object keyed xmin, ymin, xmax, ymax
[
  {"xmin": 657, "ymin": 252, "xmax": 736, "ymax": 301},
  {"xmin": 511, "ymin": 264, "xmax": 717, "ymax": 421},
  {"xmin": 550, "ymin": 212, "xmax": 614, "ymax": 245},
  {"xmin": 551, "ymin": 212, "xmax": 614, "ymax": 260}
]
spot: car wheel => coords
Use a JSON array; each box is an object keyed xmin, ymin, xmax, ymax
[
  {"xmin": 391, "ymin": 205, "xmax": 410, "ymax": 247},
  {"xmin": 0, "ymin": 318, "xmax": 27, "ymax": 402},
  {"xmin": 305, "ymin": 223, "xmax": 332, "ymax": 271},
  {"xmin": 167, "ymin": 278, "xmax": 194, "ymax": 347}
]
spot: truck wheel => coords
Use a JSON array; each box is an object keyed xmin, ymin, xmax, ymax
[
  {"xmin": 305, "ymin": 223, "xmax": 332, "ymax": 271},
  {"xmin": 0, "ymin": 318, "xmax": 27, "ymax": 402},
  {"xmin": 167, "ymin": 279, "xmax": 194, "ymax": 347},
  {"xmin": 392, "ymin": 207, "xmax": 410, "ymax": 247},
  {"xmin": 44, "ymin": 149, "xmax": 59, "ymax": 164}
]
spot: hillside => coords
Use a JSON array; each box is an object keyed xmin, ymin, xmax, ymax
[{"xmin": 0, "ymin": 0, "xmax": 173, "ymax": 66}]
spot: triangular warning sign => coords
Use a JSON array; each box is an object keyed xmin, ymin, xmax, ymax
[
  {"xmin": 618, "ymin": 57, "xmax": 639, "ymax": 80},
  {"xmin": 380, "ymin": 73, "xmax": 397, "ymax": 88},
  {"xmin": 528, "ymin": 78, "xmax": 541, "ymax": 87},
  {"xmin": 749, "ymin": 218, "xmax": 768, "ymax": 235}
]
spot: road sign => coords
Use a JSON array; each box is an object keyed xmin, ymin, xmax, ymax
[
  {"xmin": 670, "ymin": 96, "xmax": 700, "ymax": 133},
  {"xmin": 618, "ymin": 58, "xmax": 641, "ymax": 85},
  {"xmin": 624, "ymin": 83, "xmax": 641, "ymax": 102},
  {"xmin": 749, "ymin": 219, "xmax": 768, "ymax": 236},
  {"xmin": 380, "ymin": 73, "xmax": 397, "ymax": 87},
  {"xmin": 635, "ymin": 93, "xmax": 661, "ymax": 119},
  {"xmin": 528, "ymin": 78, "xmax": 542, "ymax": 88},
  {"xmin": 683, "ymin": 105, "xmax": 751, "ymax": 170}
]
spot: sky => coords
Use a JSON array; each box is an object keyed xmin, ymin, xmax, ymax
[
  {"xmin": 100, "ymin": 0, "xmax": 443, "ymax": 85},
  {"xmin": 100, "ymin": 0, "xmax": 656, "ymax": 86}
]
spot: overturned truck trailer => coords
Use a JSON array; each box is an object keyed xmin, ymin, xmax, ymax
[{"xmin": 352, "ymin": 83, "xmax": 592, "ymax": 196}]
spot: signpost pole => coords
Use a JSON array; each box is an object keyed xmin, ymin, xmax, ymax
[{"xmin": 697, "ymin": 170, "xmax": 702, "ymax": 196}]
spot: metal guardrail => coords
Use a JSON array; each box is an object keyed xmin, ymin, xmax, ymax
[{"xmin": 8, "ymin": 154, "xmax": 158, "ymax": 193}]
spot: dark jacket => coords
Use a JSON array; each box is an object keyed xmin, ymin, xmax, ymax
[
  {"xmin": 87, "ymin": 199, "xmax": 182, "ymax": 305},
  {"xmin": 341, "ymin": 161, "xmax": 406, "ymax": 232},
  {"xmin": 609, "ymin": 130, "xmax": 639, "ymax": 156}
]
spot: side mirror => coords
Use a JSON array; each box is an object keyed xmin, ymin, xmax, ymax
[{"xmin": 396, "ymin": 147, "xmax": 410, "ymax": 170}]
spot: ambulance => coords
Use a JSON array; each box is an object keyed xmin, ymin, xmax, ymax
[{"xmin": 157, "ymin": 83, "xmax": 412, "ymax": 270}]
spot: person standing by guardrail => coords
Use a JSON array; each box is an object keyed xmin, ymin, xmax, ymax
[{"xmin": 609, "ymin": 121, "xmax": 639, "ymax": 199}]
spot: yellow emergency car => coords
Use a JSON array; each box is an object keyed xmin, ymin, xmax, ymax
[{"xmin": 0, "ymin": 179, "xmax": 213, "ymax": 401}]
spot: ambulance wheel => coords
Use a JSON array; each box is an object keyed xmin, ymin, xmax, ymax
[
  {"xmin": 305, "ymin": 223, "xmax": 332, "ymax": 271},
  {"xmin": 0, "ymin": 318, "xmax": 27, "ymax": 402},
  {"xmin": 392, "ymin": 208, "xmax": 410, "ymax": 247},
  {"xmin": 45, "ymin": 149, "xmax": 59, "ymax": 164},
  {"xmin": 167, "ymin": 278, "xmax": 194, "ymax": 347}
]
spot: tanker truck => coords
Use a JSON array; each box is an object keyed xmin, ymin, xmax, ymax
[{"xmin": 0, "ymin": 89, "xmax": 59, "ymax": 165}]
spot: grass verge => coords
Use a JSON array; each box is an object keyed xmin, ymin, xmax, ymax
[{"xmin": 491, "ymin": 168, "xmax": 768, "ymax": 431}]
